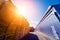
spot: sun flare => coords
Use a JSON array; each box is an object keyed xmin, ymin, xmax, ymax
[{"xmin": 17, "ymin": 6, "xmax": 27, "ymax": 16}]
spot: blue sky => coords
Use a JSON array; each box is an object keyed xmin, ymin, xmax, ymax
[{"xmin": 12, "ymin": 0, "xmax": 60, "ymax": 28}]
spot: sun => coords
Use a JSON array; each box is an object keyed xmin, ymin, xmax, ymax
[{"xmin": 17, "ymin": 6, "xmax": 27, "ymax": 16}]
